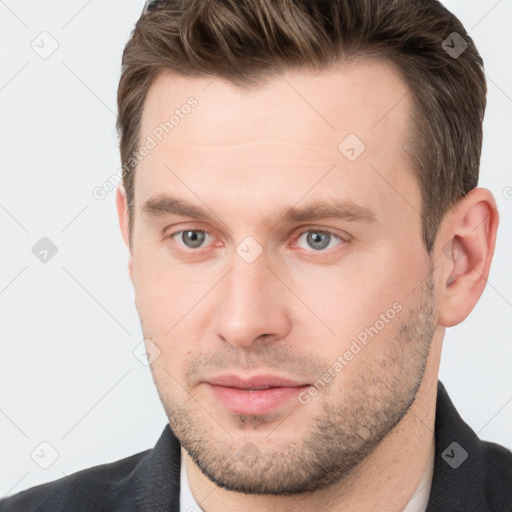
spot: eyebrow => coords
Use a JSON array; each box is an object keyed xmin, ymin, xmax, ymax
[{"xmin": 141, "ymin": 194, "xmax": 377, "ymax": 226}]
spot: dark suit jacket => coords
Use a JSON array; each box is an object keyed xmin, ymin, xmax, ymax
[{"xmin": 1, "ymin": 380, "xmax": 511, "ymax": 511}]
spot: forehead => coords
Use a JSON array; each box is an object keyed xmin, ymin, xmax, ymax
[
  {"xmin": 135, "ymin": 58, "xmax": 419, "ymax": 229},
  {"xmin": 141, "ymin": 58, "xmax": 412, "ymax": 151}
]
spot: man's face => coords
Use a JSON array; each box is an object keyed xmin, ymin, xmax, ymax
[{"xmin": 124, "ymin": 59, "xmax": 439, "ymax": 494}]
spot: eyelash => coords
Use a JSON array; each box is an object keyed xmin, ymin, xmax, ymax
[{"xmin": 167, "ymin": 226, "xmax": 349, "ymax": 254}]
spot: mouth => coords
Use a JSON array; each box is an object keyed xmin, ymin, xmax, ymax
[{"xmin": 203, "ymin": 374, "xmax": 311, "ymax": 416}]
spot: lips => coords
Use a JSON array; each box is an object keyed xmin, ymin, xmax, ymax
[
  {"xmin": 204, "ymin": 374, "xmax": 310, "ymax": 415},
  {"xmin": 207, "ymin": 374, "xmax": 307, "ymax": 389}
]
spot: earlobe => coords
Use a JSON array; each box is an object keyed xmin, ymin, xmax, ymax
[{"xmin": 437, "ymin": 188, "xmax": 499, "ymax": 327}]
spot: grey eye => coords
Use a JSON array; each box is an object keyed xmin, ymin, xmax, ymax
[
  {"xmin": 180, "ymin": 230, "xmax": 206, "ymax": 248},
  {"xmin": 297, "ymin": 231, "xmax": 341, "ymax": 251}
]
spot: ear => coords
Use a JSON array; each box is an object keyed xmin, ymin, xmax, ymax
[
  {"xmin": 435, "ymin": 188, "xmax": 499, "ymax": 327},
  {"xmin": 116, "ymin": 184, "xmax": 133, "ymax": 283}
]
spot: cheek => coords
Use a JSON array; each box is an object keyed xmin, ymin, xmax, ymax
[
  {"xmin": 132, "ymin": 252, "xmax": 207, "ymax": 327},
  {"xmin": 287, "ymin": 250, "xmax": 411, "ymax": 344},
  {"xmin": 133, "ymin": 260, "xmax": 211, "ymax": 370}
]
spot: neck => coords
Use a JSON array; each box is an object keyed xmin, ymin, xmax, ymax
[{"xmin": 184, "ymin": 336, "xmax": 441, "ymax": 512}]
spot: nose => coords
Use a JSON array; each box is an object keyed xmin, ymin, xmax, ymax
[{"xmin": 211, "ymin": 252, "xmax": 292, "ymax": 348}]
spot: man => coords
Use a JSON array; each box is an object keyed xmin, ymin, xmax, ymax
[{"xmin": 1, "ymin": 0, "xmax": 511, "ymax": 510}]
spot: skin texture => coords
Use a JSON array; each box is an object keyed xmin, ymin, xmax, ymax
[{"xmin": 116, "ymin": 59, "xmax": 498, "ymax": 511}]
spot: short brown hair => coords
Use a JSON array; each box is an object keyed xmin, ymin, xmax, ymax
[{"xmin": 117, "ymin": 0, "xmax": 486, "ymax": 252}]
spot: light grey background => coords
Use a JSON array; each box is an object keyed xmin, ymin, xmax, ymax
[{"xmin": 1, "ymin": 0, "xmax": 511, "ymax": 498}]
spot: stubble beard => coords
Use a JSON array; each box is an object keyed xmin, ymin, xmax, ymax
[{"xmin": 151, "ymin": 273, "xmax": 436, "ymax": 495}]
